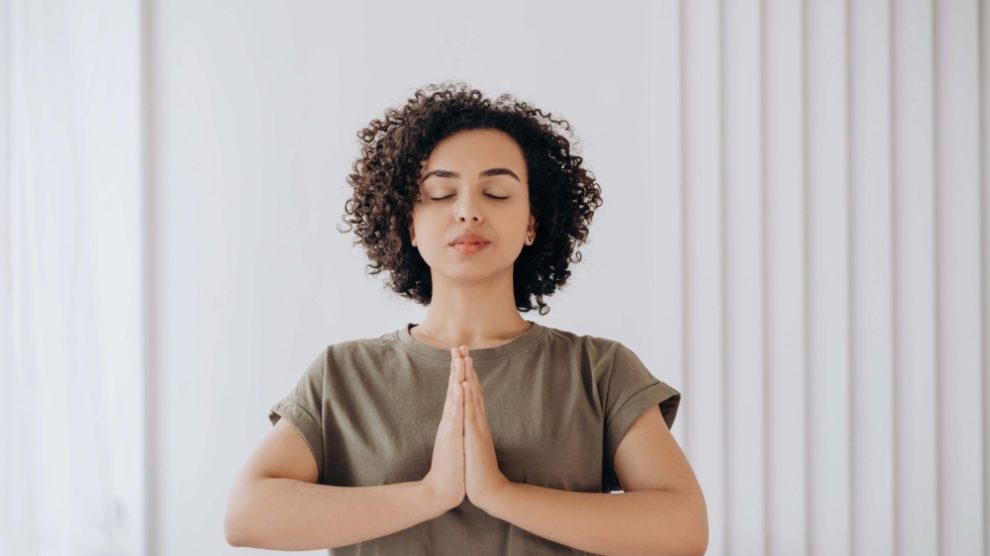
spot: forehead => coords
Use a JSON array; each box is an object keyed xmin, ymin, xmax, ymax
[{"xmin": 420, "ymin": 129, "xmax": 527, "ymax": 181}]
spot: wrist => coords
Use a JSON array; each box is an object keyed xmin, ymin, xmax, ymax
[
  {"xmin": 419, "ymin": 479, "xmax": 459, "ymax": 516},
  {"xmin": 478, "ymin": 478, "xmax": 514, "ymax": 518}
]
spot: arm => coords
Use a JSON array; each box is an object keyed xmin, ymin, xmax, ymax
[
  {"xmin": 484, "ymin": 483, "xmax": 705, "ymax": 556},
  {"xmin": 482, "ymin": 405, "xmax": 708, "ymax": 556},
  {"xmin": 224, "ymin": 419, "xmax": 449, "ymax": 550},
  {"xmin": 225, "ymin": 476, "xmax": 446, "ymax": 550}
]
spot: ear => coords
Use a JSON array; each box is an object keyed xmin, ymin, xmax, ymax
[
  {"xmin": 527, "ymin": 214, "xmax": 537, "ymax": 236},
  {"xmin": 409, "ymin": 223, "xmax": 417, "ymax": 247}
]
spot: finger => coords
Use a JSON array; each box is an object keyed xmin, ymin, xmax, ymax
[
  {"xmin": 455, "ymin": 351, "xmax": 466, "ymax": 385},
  {"xmin": 471, "ymin": 385, "xmax": 488, "ymax": 440},
  {"xmin": 453, "ymin": 374, "xmax": 463, "ymax": 425},
  {"xmin": 462, "ymin": 347, "xmax": 476, "ymax": 378},
  {"xmin": 464, "ymin": 374, "xmax": 478, "ymax": 415},
  {"xmin": 467, "ymin": 383, "xmax": 489, "ymax": 441},
  {"xmin": 466, "ymin": 357, "xmax": 479, "ymax": 402},
  {"xmin": 460, "ymin": 346, "xmax": 475, "ymax": 379},
  {"xmin": 465, "ymin": 356, "xmax": 486, "ymax": 414},
  {"xmin": 466, "ymin": 356, "xmax": 477, "ymax": 384},
  {"xmin": 459, "ymin": 355, "xmax": 473, "ymax": 389},
  {"xmin": 447, "ymin": 349, "xmax": 459, "ymax": 391},
  {"xmin": 456, "ymin": 349, "xmax": 472, "ymax": 383},
  {"xmin": 445, "ymin": 350, "xmax": 461, "ymax": 413},
  {"xmin": 450, "ymin": 347, "xmax": 465, "ymax": 384},
  {"xmin": 463, "ymin": 382, "xmax": 476, "ymax": 431},
  {"xmin": 472, "ymin": 381, "xmax": 483, "ymax": 416},
  {"xmin": 448, "ymin": 350, "xmax": 467, "ymax": 423}
]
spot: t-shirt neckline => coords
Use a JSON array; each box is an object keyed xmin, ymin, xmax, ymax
[{"xmin": 395, "ymin": 320, "xmax": 547, "ymax": 362}]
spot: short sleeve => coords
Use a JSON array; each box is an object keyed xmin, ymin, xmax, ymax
[
  {"xmin": 602, "ymin": 342, "xmax": 681, "ymax": 492},
  {"xmin": 268, "ymin": 347, "xmax": 327, "ymax": 483}
]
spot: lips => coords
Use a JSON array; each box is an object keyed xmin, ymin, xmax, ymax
[
  {"xmin": 450, "ymin": 232, "xmax": 490, "ymax": 246},
  {"xmin": 452, "ymin": 242, "xmax": 489, "ymax": 254}
]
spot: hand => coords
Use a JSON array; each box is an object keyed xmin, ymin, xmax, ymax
[
  {"xmin": 456, "ymin": 346, "xmax": 510, "ymax": 513},
  {"xmin": 422, "ymin": 346, "xmax": 466, "ymax": 511}
]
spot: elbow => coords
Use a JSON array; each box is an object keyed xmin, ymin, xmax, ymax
[
  {"xmin": 684, "ymin": 501, "xmax": 709, "ymax": 556},
  {"xmin": 224, "ymin": 475, "xmax": 281, "ymax": 548},
  {"xmin": 224, "ymin": 491, "xmax": 258, "ymax": 548},
  {"xmin": 666, "ymin": 530, "xmax": 707, "ymax": 556},
  {"xmin": 224, "ymin": 512, "xmax": 247, "ymax": 547},
  {"xmin": 658, "ymin": 489, "xmax": 708, "ymax": 556},
  {"xmin": 646, "ymin": 517, "xmax": 708, "ymax": 556},
  {"xmin": 686, "ymin": 529, "xmax": 708, "ymax": 556},
  {"xmin": 225, "ymin": 510, "xmax": 266, "ymax": 548},
  {"xmin": 684, "ymin": 497, "xmax": 709, "ymax": 555}
]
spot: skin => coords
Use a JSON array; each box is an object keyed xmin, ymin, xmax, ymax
[
  {"xmin": 458, "ymin": 345, "xmax": 509, "ymax": 508},
  {"xmin": 412, "ymin": 128, "xmax": 708, "ymax": 554},
  {"xmin": 409, "ymin": 127, "xmax": 529, "ymax": 507},
  {"xmin": 407, "ymin": 128, "xmax": 538, "ymax": 350},
  {"xmin": 422, "ymin": 343, "xmax": 510, "ymax": 511},
  {"xmin": 225, "ymin": 126, "xmax": 706, "ymax": 554}
]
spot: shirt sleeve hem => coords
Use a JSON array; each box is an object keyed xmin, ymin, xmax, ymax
[
  {"xmin": 603, "ymin": 381, "xmax": 681, "ymax": 491},
  {"xmin": 268, "ymin": 397, "xmax": 325, "ymax": 483}
]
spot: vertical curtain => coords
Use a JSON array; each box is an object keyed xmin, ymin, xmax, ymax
[
  {"xmin": 666, "ymin": 0, "xmax": 988, "ymax": 554},
  {"xmin": 0, "ymin": 1, "xmax": 145, "ymax": 555}
]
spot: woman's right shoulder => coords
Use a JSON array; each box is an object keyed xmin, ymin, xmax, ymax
[
  {"xmin": 324, "ymin": 329, "xmax": 399, "ymax": 354},
  {"xmin": 315, "ymin": 329, "xmax": 405, "ymax": 368}
]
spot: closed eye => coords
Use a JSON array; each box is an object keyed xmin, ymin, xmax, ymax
[{"xmin": 430, "ymin": 194, "xmax": 509, "ymax": 201}]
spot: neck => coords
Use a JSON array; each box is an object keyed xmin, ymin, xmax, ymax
[{"xmin": 414, "ymin": 269, "xmax": 530, "ymax": 349}]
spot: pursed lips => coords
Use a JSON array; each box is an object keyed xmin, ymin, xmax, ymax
[
  {"xmin": 450, "ymin": 237, "xmax": 491, "ymax": 253},
  {"xmin": 450, "ymin": 234, "xmax": 490, "ymax": 245}
]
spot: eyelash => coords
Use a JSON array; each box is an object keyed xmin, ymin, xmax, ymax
[{"xmin": 429, "ymin": 194, "xmax": 509, "ymax": 201}]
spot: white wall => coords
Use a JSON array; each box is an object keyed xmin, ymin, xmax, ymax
[
  {"xmin": 151, "ymin": 2, "xmax": 675, "ymax": 554},
  {"xmin": 1, "ymin": 0, "xmax": 146, "ymax": 554},
  {"xmin": 144, "ymin": 1, "xmax": 986, "ymax": 555}
]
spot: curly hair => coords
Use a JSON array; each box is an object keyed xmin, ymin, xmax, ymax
[{"xmin": 337, "ymin": 81, "xmax": 604, "ymax": 316}]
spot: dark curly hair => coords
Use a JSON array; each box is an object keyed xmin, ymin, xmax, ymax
[{"xmin": 337, "ymin": 81, "xmax": 603, "ymax": 316}]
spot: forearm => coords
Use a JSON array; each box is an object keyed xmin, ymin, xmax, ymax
[
  {"xmin": 484, "ymin": 482, "xmax": 706, "ymax": 556},
  {"xmin": 225, "ymin": 477, "xmax": 445, "ymax": 550}
]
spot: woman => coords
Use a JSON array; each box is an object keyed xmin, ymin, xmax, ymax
[{"xmin": 224, "ymin": 82, "xmax": 708, "ymax": 555}]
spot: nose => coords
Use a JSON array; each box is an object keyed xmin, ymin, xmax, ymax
[{"xmin": 455, "ymin": 197, "xmax": 482, "ymax": 223}]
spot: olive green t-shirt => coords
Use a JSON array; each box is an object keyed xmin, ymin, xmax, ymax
[{"xmin": 268, "ymin": 320, "xmax": 681, "ymax": 555}]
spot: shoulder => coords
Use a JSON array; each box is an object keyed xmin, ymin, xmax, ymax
[
  {"xmin": 539, "ymin": 324, "xmax": 626, "ymax": 356},
  {"xmin": 320, "ymin": 331, "xmax": 402, "ymax": 370},
  {"xmin": 285, "ymin": 332, "xmax": 399, "ymax": 385},
  {"xmin": 537, "ymin": 325, "xmax": 643, "ymax": 386},
  {"xmin": 320, "ymin": 326, "xmax": 408, "ymax": 354}
]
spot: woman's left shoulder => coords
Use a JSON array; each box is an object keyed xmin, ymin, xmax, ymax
[{"xmin": 537, "ymin": 323, "xmax": 635, "ymax": 364}]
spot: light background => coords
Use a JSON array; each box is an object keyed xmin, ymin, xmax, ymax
[{"xmin": 1, "ymin": 1, "xmax": 987, "ymax": 555}]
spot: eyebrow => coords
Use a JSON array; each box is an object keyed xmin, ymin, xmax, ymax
[{"xmin": 421, "ymin": 168, "xmax": 520, "ymax": 182}]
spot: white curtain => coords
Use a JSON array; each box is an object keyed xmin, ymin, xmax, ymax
[
  {"xmin": 668, "ymin": 1, "xmax": 988, "ymax": 555},
  {"xmin": 0, "ymin": 1, "xmax": 145, "ymax": 555}
]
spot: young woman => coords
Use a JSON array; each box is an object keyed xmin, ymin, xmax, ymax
[{"xmin": 224, "ymin": 82, "xmax": 708, "ymax": 555}]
